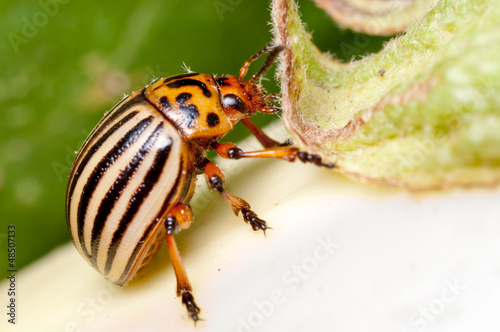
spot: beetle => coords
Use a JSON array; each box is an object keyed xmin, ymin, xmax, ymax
[{"xmin": 66, "ymin": 43, "xmax": 334, "ymax": 322}]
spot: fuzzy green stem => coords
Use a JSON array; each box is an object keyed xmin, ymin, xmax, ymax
[{"xmin": 272, "ymin": 0, "xmax": 500, "ymax": 189}]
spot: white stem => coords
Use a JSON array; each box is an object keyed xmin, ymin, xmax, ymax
[{"xmin": 2, "ymin": 122, "xmax": 500, "ymax": 331}]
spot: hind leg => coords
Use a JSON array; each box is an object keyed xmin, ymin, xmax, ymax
[{"xmin": 164, "ymin": 203, "xmax": 200, "ymax": 323}]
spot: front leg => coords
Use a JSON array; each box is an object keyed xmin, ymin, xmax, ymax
[
  {"xmin": 241, "ymin": 118, "xmax": 287, "ymax": 148},
  {"xmin": 202, "ymin": 159, "xmax": 269, "ymax": 233},
  {"xmin": 213, "ymin": 141, "xmax": 336, "ymax": 168}
]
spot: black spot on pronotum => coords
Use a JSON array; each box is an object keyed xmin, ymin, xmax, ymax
[
  {"xmin": 215, "ymin": 77, "xmax": 230, "ymax": 86},
  {"xmin": 206, "ymin": 112, "xmax": 220, "ymax": 127},
  {"xmin": 167, "ymin": 79, "xmax": 212, "ymax": 98},
  {"xmin": 175, "ymin": 92, "xmax": 199, "ymax": 128},
  {"xmin": 176, "ymin": 92, "xmax": 192, "ymax": 105},
  {"xmin": 163, "ymin": 73, "xmax": 199, "ymax": 84},
  {"xmin": 223, "ymin": 94, "xmax": 246, "ymax": 113},
  {"xmin": 159, "ymin": 96, "xmax": 171, "ymax": 110}
]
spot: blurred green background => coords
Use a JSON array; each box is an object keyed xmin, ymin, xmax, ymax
[{"xmin": 0, "ymin": 0, "xmax": 389, "ymax": 278}]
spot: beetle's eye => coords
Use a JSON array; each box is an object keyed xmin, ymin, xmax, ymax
[{"xmin": 223, "ymin": 94, "xmax": 247, "ymax": 113}]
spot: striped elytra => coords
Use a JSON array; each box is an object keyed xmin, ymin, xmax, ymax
[
  {"xmin": 66, "ymin": 70, "xmax": 267, "ymax": 285},
  {"xmin": 65, "ymin": 44, "xmax": 332, "ymax": 322},
  {"xmin": 66, "ymin": 90, "xmax": 195, "ymax": 284}
]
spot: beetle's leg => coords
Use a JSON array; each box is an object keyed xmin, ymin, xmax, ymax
[
  {"xmin": 259, "ymin": 94, "xmax": 282, "ymax": 114},
  {"xmin": 213, "ymin": 142, "xmax": 336, "ymax": 168},
  {"xmin": 164, "ymin": 203, "xmax": 200, "ymax": 323},
  {"xmin": 240, "ymin": 118, "xmax": 288, "ymax": 148},
  {"xmin": 203, "ymin": 160, "xmax": 269, "ymax": 233},
  {"xmin": 265, "ymin": 93, "xmax": 281, "ymax": 102}
]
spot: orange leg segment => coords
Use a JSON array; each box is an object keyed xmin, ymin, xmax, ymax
[
  {"xmin": 203, "ymin": 159, "xmax": 269, "ymax": 233},
  {"xmin": 213, "ymin": 141, "xmax": 336, "ymax": 168},
  {"xmin": 164, "ymin": 203, "xmax": 200, "ymax": 323},
  {"xmin": 241, "ymin": 118, "xmax": 285, "ymax": 148},
  {"xmin": 236, "ymin": 119, "xmax": 335, "ymax": 168}
]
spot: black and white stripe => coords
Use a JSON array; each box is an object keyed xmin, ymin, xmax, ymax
[{"xmin": 66, "ymin": 94, "xmax": 194, "ymax": 284}]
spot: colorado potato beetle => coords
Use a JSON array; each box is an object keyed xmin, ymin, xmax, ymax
[{"xmin": 66, "ymin": 44, "xmax": 334, "ymax": 322}]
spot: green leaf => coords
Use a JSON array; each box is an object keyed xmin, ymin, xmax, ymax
[{"xmin": 272, "ymin": 0, "xmax": 500, "ymax": 189}]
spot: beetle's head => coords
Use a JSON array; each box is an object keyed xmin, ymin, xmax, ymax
[
  {"xmin": 214, "ymin": 44, "xmax": 284, "ymax": 125},
  {"xmin": 214, "ymin": 76, "xmax": 272, "ymax": 123}
]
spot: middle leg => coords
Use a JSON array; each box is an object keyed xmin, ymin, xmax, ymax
[{"xmin": 202, "ymin": 159, "xmax": 269, "ymax": 233}]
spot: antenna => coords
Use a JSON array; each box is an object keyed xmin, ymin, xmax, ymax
[{"xmin": 239, "ymin": 43, "xmax": 285, "ymax": 84}]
